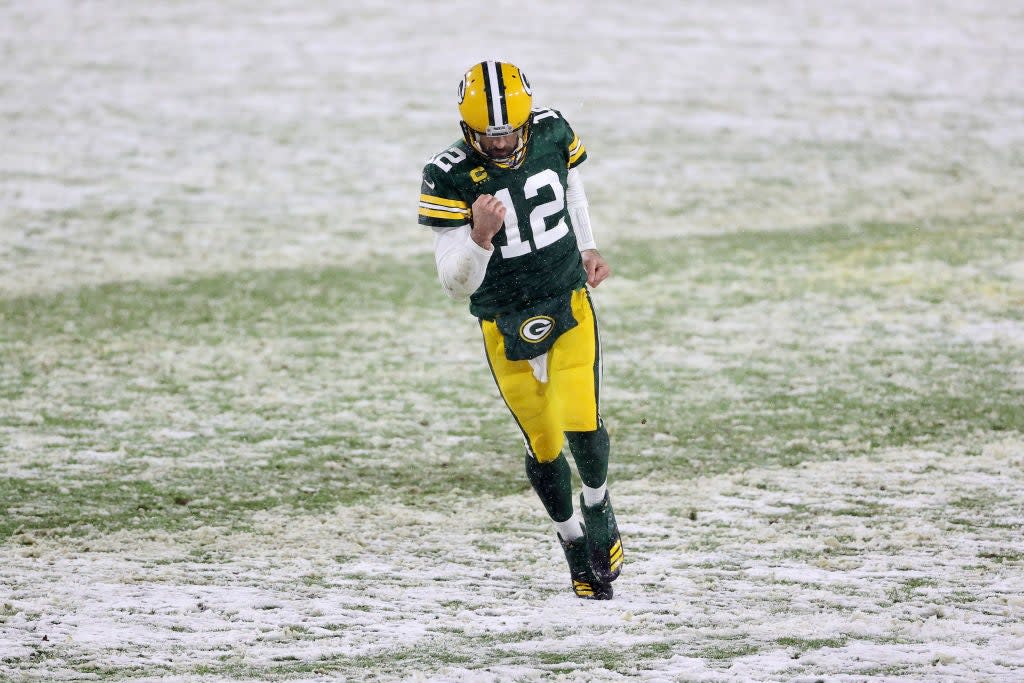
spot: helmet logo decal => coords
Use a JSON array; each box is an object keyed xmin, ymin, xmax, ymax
[
  {"xmin": 519, "ymin": 316, "xmax": 555, "ymax": 343},
  {"xmin": 457, "ymin": 76, "xmax": 467, "ymax": 104},
  {"xmin": 521, "ymin": 71, "xmax": 532, "ymax": 96}
]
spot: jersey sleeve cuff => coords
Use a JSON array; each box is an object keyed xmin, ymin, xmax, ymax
[{"xmin": 467, "ymin": 234, "xmax": 495, "ymax": 257}]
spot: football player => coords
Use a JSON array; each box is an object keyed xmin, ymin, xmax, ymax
[{"xmin": 418, "ymin": 61, "xmax": 623, "ymax": 600}]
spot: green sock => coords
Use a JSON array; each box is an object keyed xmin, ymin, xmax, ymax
[
  {"xmin": 565, "ymin": 421, "xmax": 610, "ymax": 489},
  {"xmin": 524, "ymin": 452, "xmax": 574, "ymax": 522}
]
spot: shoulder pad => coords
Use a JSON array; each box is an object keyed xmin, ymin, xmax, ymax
[
  {"xmin": 425, "ymin": 142, "xmax": 474, "ymax": 176},
  {"xmin": 530, "ymin": 107, "xmax": 563, "ymax": 125}
]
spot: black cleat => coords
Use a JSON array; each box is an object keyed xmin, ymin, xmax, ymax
[
  {"xmin": 559, "ymin": 531, "xmax": 613, "ymax": 600},
  {"xmin": 580, "ymin": 492, "xmax": 623, "ymax": 583}
]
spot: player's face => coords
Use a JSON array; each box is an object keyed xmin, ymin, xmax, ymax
[{"xmin": 479, "ymin": 131, "xmax": 520, "ymax": 158}]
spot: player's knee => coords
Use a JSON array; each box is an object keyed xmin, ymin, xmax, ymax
[{"xmin": 531, "ymin": 433, "xmax": 566, "ymax": 463}]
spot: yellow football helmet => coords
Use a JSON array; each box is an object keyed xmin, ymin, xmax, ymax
[{"xmin": 457, "ymin": 61, "xmax": 533, "ymax": 169}]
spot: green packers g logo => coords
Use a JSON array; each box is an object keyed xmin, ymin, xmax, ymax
[
  {"xmin": 470, "ymin": 166, "xmax": 488, "ymax": 183},
  {"xmin": 519, "ymin": 316, "xmax": 555, "ymax": 343}
]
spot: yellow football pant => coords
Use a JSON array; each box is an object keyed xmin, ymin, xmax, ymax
[{"xmin": 481, "ymin": 288, "xmax": 601, "ymax": 463}]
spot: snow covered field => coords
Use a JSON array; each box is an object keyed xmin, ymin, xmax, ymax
[
  {"xmin": 4, "ymin": 442, "xmax": 1024, "ymax": 680},
  {"xmin": 2, "ymin": 1, "xmax": 1023, "ymax": 681},
  {"xmin": 3, "ymin": 0, "xmax": 1021, "ymax": 296}
]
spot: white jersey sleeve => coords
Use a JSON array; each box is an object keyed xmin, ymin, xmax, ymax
[
  {"xmin": 566, "ymin": 167, "xmax": 597, "ymax": 251},
  {"xmin": 432, "ymin": 226, "xmax": 493, "ymax": 300}
]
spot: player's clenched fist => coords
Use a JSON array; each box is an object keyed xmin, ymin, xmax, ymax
[
  {"xmin": 470, "ymin": 194, "xmax": 506, "ymax": 249},
  {"xmin": 582, "ymin": 249, "xmax": 611, "ymax": 288}
]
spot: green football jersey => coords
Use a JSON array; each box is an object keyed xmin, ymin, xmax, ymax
[{"xmin": 419, "ymin": 108, "xmax": 589, "ymax": 319}]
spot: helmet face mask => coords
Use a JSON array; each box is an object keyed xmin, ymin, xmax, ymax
[
  {"xmin": 462, "ymin": 123, "xmax": 530, "ymax": 168},
  {"xmin": 458, "ymin": 61, "xmax": 533, "ymax": 169}
]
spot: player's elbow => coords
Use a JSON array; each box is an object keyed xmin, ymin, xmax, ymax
[
  {"xmin": 433, "ymin": 227, "xmax": 490, "ymax": 300},
  {"xmin": 440, "ymin": 277, "xmax": 471, "ymax": 300},
  {"xmin": 437, "ymin": 255, "xmax": 482, "ymax": 300}
]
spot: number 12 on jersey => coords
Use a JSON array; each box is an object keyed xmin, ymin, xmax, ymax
[{"xmin": 492, "ymin": 169, "xmax": 569, "ymax": 259}]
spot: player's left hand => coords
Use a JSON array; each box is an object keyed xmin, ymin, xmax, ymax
[{"xmin": 581, "ymin": 249, "xmax": 611, "ymax": 288}]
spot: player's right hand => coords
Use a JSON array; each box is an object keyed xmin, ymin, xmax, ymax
[{"xmin": 470, "ymin": 194, "xmax": 506, "ymax": 249}]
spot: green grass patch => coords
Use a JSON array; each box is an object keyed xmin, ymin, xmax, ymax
[
  {"xmin": 777, "ymin": 636, "xmax": 849, "ymax": 652},
  {"xmin": 2, "ymin": 217, "xmax": 1022, "ymax": 541}
]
